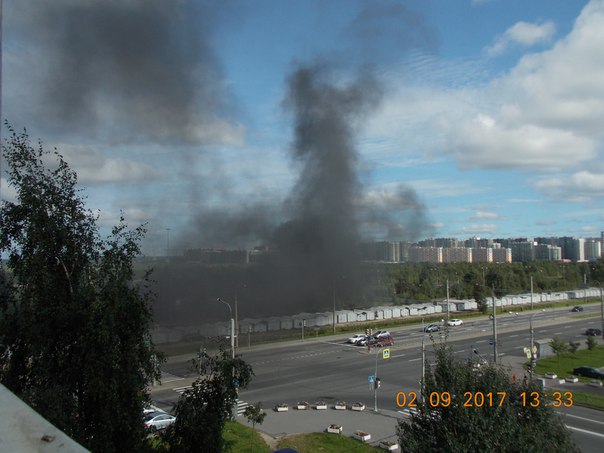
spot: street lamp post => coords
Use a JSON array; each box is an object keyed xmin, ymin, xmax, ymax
[
  {"xmin": 216, "ymin": 298, "xmax": 235, "ymax": 359},
  {"xmin": 446, "ymin": 279, "xmax": 450, "ymax": 325},
  {"xmin": 529, "ymin": 276, "xmax": 535, "ymax": 380},
  {"xmin": 590, "ymin": 280, "xmax": 604, "ymax": 340},
  {"xmin": 374, "ymin": 347, "xmax": 383, "ymax": 412},
  {"xmin": 491, "ymin": 286, "xmax": 498, "ymax": 364},
  {"xmin": 421, "ymin": 317, "xmax": 426, "ymax": 404}
]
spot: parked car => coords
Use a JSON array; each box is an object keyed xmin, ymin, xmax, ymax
[
  {"xmin": 424, "ymin": 323, "xmax": 440, "ymax": 333},
  {"xmin": 447, "ymin": 319, "xmax": 463, "ymax": 326},
  {"xmin": 358, "ymin": 336, "xmax": 374, "ymax": 346},
  {"xmin": 360, "ymin": 335, "xmax": 394, "ymax": 347},
  {"xmin": 143, "ymin": 406, "xmax": 158, "ymax": 415},
  {"xmin": 144, "ymin": 411, "xmax": 176, "ymax": 431},
  {"xmin": 585, "ymin": 328, "xmax": 603, "ymax": 336},
  {"xmin": 376, "ymin": 335, "xmax": 394, "ymax": 347},
  {"xmin": 571, "ymin": 306, "xmax": 584, "ymax": 312},
  {"xmin": 348, "ymin": 333, "xmax": 367, "ymax": 344},
  {"xmin": 572, "ymin": 366, "xmax": 604, "ymax": 380}
]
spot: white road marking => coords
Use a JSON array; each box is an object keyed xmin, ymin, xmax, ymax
[
  {"xmin": 560, "ymin": 413, "xmax": 604, "ymax": 426},
  {"xmin": 565, "ymin": 425, "xmax": 604, "ymax": 438}
]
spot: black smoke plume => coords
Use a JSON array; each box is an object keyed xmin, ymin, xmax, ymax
[
  {"xmin": 12, "ymin": 0, "xmax": 236, "ymax": 144},
  {"xmin": 268, "ymin": 63, "xmax": 383, "ymax": 310}
]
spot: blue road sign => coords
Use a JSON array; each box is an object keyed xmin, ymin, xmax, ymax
[{"xmin": 368, "ymin": 375, "xmax": 375, "ymax": 383}]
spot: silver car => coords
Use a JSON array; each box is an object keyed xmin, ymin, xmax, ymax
[
  {"xmin": 144, "ymin": 411, "xmax": 176, "ymax": 431},
  {"xmin": 348, "ymin": 333, "xmax": 367, "ymax": 344}
]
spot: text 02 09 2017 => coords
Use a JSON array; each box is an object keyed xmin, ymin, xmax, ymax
[{"xmin": 394, "ymin": 391, "xmax": 573, "ymax": 408}]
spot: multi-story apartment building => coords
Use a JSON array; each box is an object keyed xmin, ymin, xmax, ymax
[
  {"xmin": 443, "ymin": 247, "xmax": 472, "ymax": 263},
  {"xmin": 584, "ymin": 238, "xmax": 602, "ymax": 261},
  {"xmin": 360, "ymin": 241, "xmax": 401, "ymax": 262},
  {"xmin": 409, "ymin": 246, "xmax": 442, "ymax": 263},
  {"xmin": 492, "ymin": 247, "xmax": 513, "ymax": 263},
  {"xmin": 472, "ymin": 247, "xmax": 493, "ymax": 263},
  {"xmin": 418, "ymin": 238, "xmax": 462, "ymax": 248},
  {"xmin": 534, "ymin": 244, "xmax": 562, "ymax": 261},
  {"xmin": 509, "ymin": 241, "xmax": 535, "ymax": 262},
  {"xmin": 465, "ymin": 237, "xmax": 495, "ymax": 249}
]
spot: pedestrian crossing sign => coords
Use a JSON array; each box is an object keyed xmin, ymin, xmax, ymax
[{"xmin": 383, "ymin": 348, "xmax": 390, "ymax": 359}]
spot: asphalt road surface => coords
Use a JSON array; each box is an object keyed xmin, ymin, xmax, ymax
[{"xmin": 152, "ymin": 305, "xmax": 604, "ymax": 452}]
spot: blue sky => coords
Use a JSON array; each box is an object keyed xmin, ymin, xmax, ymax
[{"xmin": 2, "ymin": 0, "xmax": 603, "ymax": 255}]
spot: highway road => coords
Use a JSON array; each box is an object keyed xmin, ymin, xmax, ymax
[{"xmin": 152, "ymin": 304, "xmax": 604, "ymax": 452}]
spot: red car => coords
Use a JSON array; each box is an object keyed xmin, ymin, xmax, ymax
[{"xmin": 360, "ymin": 335, "xmax": 394, "ymax": 347}]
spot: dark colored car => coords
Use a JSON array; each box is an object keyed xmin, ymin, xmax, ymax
[
  {"xmin": 571, "ymin": 306, "xmax": 584, "ymax": 312},
  {"xmin": 572, "ymin": 366, "xmax": 604, "ymax": 380},
  {"xmin": 585, "ymin": 328, "xmax": 602, "ymax": 336}
]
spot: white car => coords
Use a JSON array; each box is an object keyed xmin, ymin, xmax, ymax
[
  {"xmin": 144, "ymin": 411, "xmax": 176, "ymax": 431},
  {"xmin": 348, "ymin": 333, "xmax": 367, "ymax": 344},
  {"xmin": 424, "ymin": 323, "xmax": 440, "ymax": 333},
  {"xmin": 374, "ymin": 330, "xmax": 391, "ymax": 339},
  {"xmin": 447, "ymin": 319, "xmax": 463, "ymax": 326}
]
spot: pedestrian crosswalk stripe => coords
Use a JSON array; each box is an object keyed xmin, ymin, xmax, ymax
[{"xmin": 171, "ymin": 385, "xmax": 248, "ymax": 417}]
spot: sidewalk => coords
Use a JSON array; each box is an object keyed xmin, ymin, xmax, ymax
[{"xmin": 238, "ymin": 405, "xmax": 403, "ymax": 449}]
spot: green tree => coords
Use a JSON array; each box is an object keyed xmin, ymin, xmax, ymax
[
  {"xmin": 397, "ymin": 345, "xmax": 578, "ymax": 452},
  {"xmin": 586, "ymin": 335, "xmax": 597, "ymax": 351},
  {"xmin": 472, "ymin": 283, "xmax": 488, "ymax": 313},
  {"xmin": 568, "ymin": 340, "xmax": 580, "ymax": 354},
  {"xmin": 549, "ymin": 337, "xmax": 568, "ymax": 371},
  {"xmin": 0, "ymin": 128, "xmax": 161, "ymax": 452},
  {"xmin": 165, "ymin": 349, "xmax": 254, "ymax": 453},
  {"xmin": 243, "ymin": 402, "xmax": 267, "ymax": 431}
]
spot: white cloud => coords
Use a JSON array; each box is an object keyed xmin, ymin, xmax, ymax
[
  {"xmin": 450, "ymin": 116, "xmax": 595, "ymax": 171},
  {"xmin": 450, "ymin": 1, "xmax": 604, "ymax": 174},
  {"xmin": 402, "ymin": 179, "xmax": 485, "ymax": 199},
  {"xmin": 486, "ymin": 21, "xmax": 556, "ymax": 57},
  {"xmin": 535, "ymin": 171, "xmax": 604, "ymax": 200},
  {"xmin": 458, "ymin": 224, "xmax": 499, "ymax": 235},
  {"xmin": 470, "ymin": 211, "xmax": 499, "ymax": 220},
  {"xmin": 369, "ymin": 0, "xmax": 604, "ymax": 184},
  {"xmin": 56, "ymin": 144, "xmax": 160, "ymax": 185}
]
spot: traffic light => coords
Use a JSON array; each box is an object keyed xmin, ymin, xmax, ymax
[
  {"xmin": 375, "ymin": 377, "xmax": 381, "ymax": 389},
  {"xmin": 365, "ymin": 328, "xmax": 370, "ymax": 335}
]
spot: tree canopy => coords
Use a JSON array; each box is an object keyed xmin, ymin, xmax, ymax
[
  {"xmin": 397, "ymin": 344, "xmax": 578, "ymax": 453},
  {"xmin": 0, "ymin": 128, "xmax": 161, "ymax": 452},
  {"xmin": 162, "ymin": 349, "xmax": 254, "ymax": 453}
]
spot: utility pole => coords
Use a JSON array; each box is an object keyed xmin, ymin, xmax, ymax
[
  {"xmin": 530, "ymin": 276, "xmax": 535, "ymax": 379},
  {"xmin": 492, "ymin": 286, "xmax": 498, "ymax": 364},
  {"xmin": 332, "ymin": 288, "xmax": 336, "ymax": 335},
  {"xmin": 601, "ymin": 286, "xmax": 604, "ymax": 341},
  {"xmin": 446, "ymin": 279, "xmax": 450, "ymax": 324},
  {"xmin": 421, "ymin": 317, "xmax": 426, "ymax": 404},
  {"xmin": 235, "ymin": 295, "xmax": 239, "ymax": 349},
  {"xmin": 216, "ymin": 298, "xmax": 235, "ymax": 360},
  {"xmin": 374, "ymin": 348, "xmax": 382, "ymax": 412}
]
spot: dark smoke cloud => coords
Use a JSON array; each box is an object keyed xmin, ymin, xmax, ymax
[
  {"xmin": 149, "ymin": 1, "xmax": 439, "ymax": 325},
  {"xmin": 180, "ymin": 203, "xmax": 278, "ymax": 250},
  {"xmin": 360, "ymin": 184, "xmax": 434, "ymax": 242},
  {"xmin": 17, "ymin": 0, "xmax": 238, "ymax": 144},
  {"xmin": 269, "ymin": 64, "xmax": 383, "ymax": 303}
]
